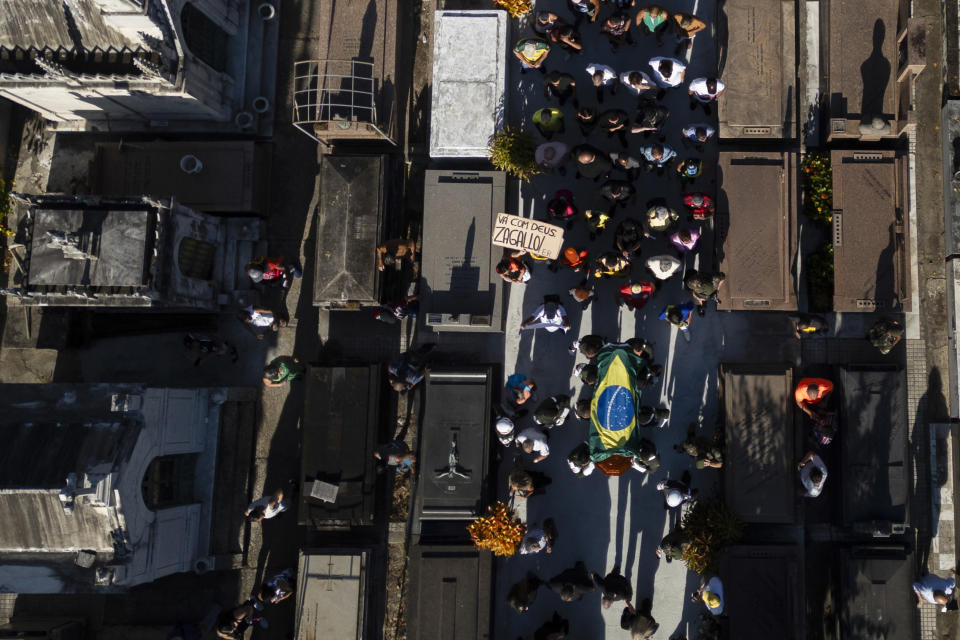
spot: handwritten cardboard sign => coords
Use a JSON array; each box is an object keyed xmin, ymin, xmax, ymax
[{"xmin": 491, "ymin": 213, "xmax": 565, "ymax": 260}]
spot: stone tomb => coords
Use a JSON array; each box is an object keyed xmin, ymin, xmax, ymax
[
  {"xmin": 717, "ymin": 0, "xmax": 796, "ymax": 139},
  {"xmin": 715, "ymin": 149, "xmax": 798, "ymax": 311},
  {"xmin": 831, "ymin": 150, "xmax": 910, "ymax": 312}
]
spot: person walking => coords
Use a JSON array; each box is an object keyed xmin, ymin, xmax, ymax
[
  {"xmin": 636, "ymin": 5, "xmax": 671, "ymax": 44},
  {"xmin": 600, "ymin": 180, "xmax": 635, "ymax": 214},
  {"xmin": 534, "ymin": 395, "xmax": 572, "ymax": 429},
  {"xmin": 688, "ymin": 76, "xmax": 726, "ymax": 115},
  {"xmin": 649, "ymin": 56, "xmax": 686, "ymax": 97},
  {"xmin": 676, "ymin": 157, "xmax": 703, "ymax": 182},
  {"xmin": 507, "ymin": 573, "xmax": 544, "ymax": 612},
  {"xmin": 262, "ymin": 356, "xmax": 305, "ymax": 387},
  {"xmin": 671, "ymin": 12, "xmax": 706, "ymax": 53},
  {"xmin": 568, "ymin": 0, "xmax": 600, "ymax": 25},
  {"xmin": 593, "ymin": 252, "xmax": 632, "ymax": 279},
  {"xmin": 631, "ymin": 100, "xmax": 670, "ymax": 136},
  {"xmin": 789, "ymin": 313, "xmax": 829, "ymax": 338},
  {"xmin": 586, "ymin": 62, "xmax": 618, "ymax": 103},
  {"xmin": 374, "ymin": 439, "xmax": 416, "ymax": 472},
  {"xmin": 614, "ymin": 218, "xmax": 644, "ymax": 258},
  {"xmin": 656, "ymin": 526, "xmax": 691, "ymax": 562},
  {"xmin": 520, "ymin": 298, "xmax": 571, "ymax": 335},
  {"xmin": 681, "ymin": 123, "xmax": 716, "ymax": 148},
  {"xmin": 620, "ymin": 70, "xmax": 656, "ymax": 105},
  {"xmin": 576, "ymin": 105, "xmax": 598, "ymax": 136},
  {"xmin": 536, "ymin": 141, "xmax": 569, "ymax": 175},
  {"xmin": 793, "ymin": 377, "xmax": 834, "ymax": 422},
  {"xmin": 514, "ymin": 38, "xmax": 550, "ymax": 72},
  {"xmin": 548, "ymin": 561, "xmax": 596, "ymax": 602},
  {"xmin": 546, "ymin": 189, "xmax": 578, "ymax": 227},
  {"xmin": 570, "ymin": 334, "xmax": 607, "ymax": 358},
  {"xmin": 621, "ymin": 600, "xmax": 659, "ymax": 639},
  {"xmin": 532, "ymin": 107, "xmax": 564, "ymax": 139},
  {"xmin": 645, "ymin": 254, "xmax": 682, "ymax": 281},
  {"xmin": 797, "ymin": 450, "xmax": 828, "ymax": 497},
  {"xmin": 644, "ymin": 203, "xmax": 680, "ymax": 237},
  {"xmin": 592, "ymin": 566, "xmax": 633, "ymax": 608},
  {"xmin": 683, "ymin": 269, "xmax": 725, "ymax": 314},
  {"xmin": 240, "ymin": 305, "xmax": 283, "ymax": 339},
  {"xmin": 669, "ymin": 228, "xmax": 701, "ymax": 255},
  {"xmin": 598, "ymin": 109, "xmax": 630, "ymax": 147},
  {"xmin": 568, "ymin": 280, "xmax": 595, "ymax": 309},
  {"xmin": 572, "ymin": 144, "xmax": 613, "ymax": 181},
  {"xmin": 566, "ymin": 442, "xmax": 596, "ymax": 477},
  {"xmin": 639, "ymin": 143, "xmax": 676, "ymax": 173},
  {"xmin": 660, "ymin": 303, "xmax": 694, "ymax": 339},
  {"xmin": 682, "ymin": 192, "xmax": 715, "ymax": 221},
  {"xmin": 517, "ymin": 426, "xmax": 551, "ymax": 463},
  {"xmin": 543, "ymin": 71, "xmax": 577, "ymax": 106},
  {"xmin": 611, "ymin": 151, "xmax": 642, "ymax": 180},
  {"xmin": 245, "ymin": 256, "xmax": 301, "ymax": 289},
  {"xmin": 601, "ymin": 11, "xmax": 634, "ymax": 51},
  {"xmin": 657, "ymin": 476, "xmax": 696, "ymax": 509},
  {"xmin": 618, "ymin": 281, "xmax": 655, "ymax": 311},
  {"xmin": 245, "ymin": 488, "xmax": 289, "ymax": 522}
]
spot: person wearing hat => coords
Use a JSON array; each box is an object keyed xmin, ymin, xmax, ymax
[
  {"xmin": 618, "ymin": 281, "xmax": 655, "ymax": 311},
  {"xmin": 558, "ymin": 246, "xmax": 589, "ymax": 273},
  {"xmin": 513, "ymin": 38, "xmax": 551, "ymax": 72},
  {"xmin": 520, "ymin": 298, "xmax": 571, "ymax": 334},
  {"xmin": 693, "ymin": 576, "xmax": 724, "ymax": 615},
  {"xmin": 534, "ymin": 395, "xmax": 571, "ymax": 429},
  {"xmin": 566, "ymin": 442, "xmax": 595, "ymax": 477},
  {"xmin": 495, "ymin": 416, "xmax": 516, "ymax": 446},
  {"xmin": 591, "ymin": 565, "xmax": 633, "ymax": 608},
  {"xmin": 657, "ymin": 476, "xmax": 695, "ymax": 509}
]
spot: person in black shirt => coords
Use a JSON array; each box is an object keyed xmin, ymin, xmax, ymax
[
  {"xmin": 601, "ymin": 11, "xmax": 634, "ymax": 51},
  {"xmin": 572, "ymin": 144, "xmax": 612, "ymax": 181},
  {"xmin": 576, "ymin": 105, "xmax": 598, "ymax": 136},
  {"xmin": 548, "ymin": 561, "xmax": 596, "ymax": 602},
  {"xmin": 600, "ymin": 180, "xmax": 635, "ymax": 214},
  {"xmin": 614, "ymin": 218, "xmax": 644, "ymax": 258},
  {"xmin": 632, "ymin": 99, "xmax": 670, "ymax": 136},
  {"xmin": 543, "ymin": 71, "xmax": 578, "ymax": 106},
  {"xmin": 507, "ymin": 573, "xmax": 543, "ymax": 612},
  {"xmin": 598, "ymin": 109, "xmax": 629, "ymax": 147},
  {"xmin": 592, "ymin": 565, "xmax": 633, "ymax": 608}
]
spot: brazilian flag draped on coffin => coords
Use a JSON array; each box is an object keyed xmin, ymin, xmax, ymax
[{"xmin": 589, "ymin": 345, "xmax": 648, "ymax": 463}]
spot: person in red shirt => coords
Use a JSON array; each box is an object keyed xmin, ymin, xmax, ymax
[
  {"xmin": 794, "ymin": 377, "xmax": 834, "ymax": 420},
  {"xmin": 547, "ymin": 189, "xmax": 578, "ymax": 227},
  {"xmin": 682, "ymin": 192, "xmax": 714, "ymax": 221},
  {"xmin": 618, "ymin": 281, "xmax": 655, "ymax": 310},
  {"xmin": 245, "ymin": 256, "xmax": 301, "ymax": 288},
  {"xmin": 555, "ymin": 246, "xmax": 589, "ymax": 273}
]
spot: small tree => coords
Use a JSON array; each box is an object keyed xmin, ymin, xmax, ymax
[
  {"xmin": 467, "ymin": 501, "xmax": 526, "ymax": 557},
  {"xmin": 488, "ymin": 127, "xmax": 540, "ymax": 182},
  {"xmin": 680, "ymin": 499, "xmax": 743, "ymax": 574},
  {"xmin": 801, "ymin": 153, "xmax": 833, "ymax": 225}
]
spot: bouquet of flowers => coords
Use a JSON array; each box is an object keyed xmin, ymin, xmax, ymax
[
  {"xmin": 493, "ymin": 0, "xmax": 534, "ymax": 18},
  {"xmin": 467, "ymin": 501, "xmax": 526, "ymax": 556}
]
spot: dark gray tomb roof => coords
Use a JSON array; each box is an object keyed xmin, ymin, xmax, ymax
[
  {"xmin": 421, "ymin": 170, "xmax": 504, "ymax": 329},
  {"xmin": 28, "ymin": 208, "xmax": 152, "ymax": 288},
  {"xmin": 840, "ymin": 546, "xmax": 915, "ymax": 640},
  {"xmin": 406, "ymin": 544, "xmax": 492, "ymax": 640},
  {"xmin": 832, "ymin": 150, "xmax": 910, "ymax": 312},
  {"xmin": 719, "ymin": 545, "xmax": 804, "ymax": 640},
  {"xmin": 716, "ymin": 150, "xmax": 798, "ymax": 311},
  {"xmin": 414, "ymin": 367, "xmax": 492, "ymax": 530},
  {"xmin": 840, "ymin": 367, "xmax": 908, "ymax": 527},
  {"xmin": 299, "ymin": 366, "xmax": 381, "ymax": 529},
  {"xmin": 313, "ymin": 156, "xmax": 386, "ymax": 307},
  {"xmin": 721, "ymin": 364, "xmax": 795, "ymax": 523}
]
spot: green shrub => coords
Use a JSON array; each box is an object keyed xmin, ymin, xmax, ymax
[
  {"xmin": 807, "ymin": 244, "xmax": 834, "ymax": 312},
  {"xmin": 802, "ymin": 154, "xmax": 833, "ymax": 225},
  {"xmin": 488, "ymin": 127, "xmax": 540, "ymax": 182},
  {"xmin": 680, "ymin": 499, "xmax": 743, "ymax": 575}
]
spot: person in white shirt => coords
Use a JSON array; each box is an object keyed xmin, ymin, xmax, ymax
[
  {"xmin": 245, "ymin": 489, "xmax": 289, "ymax": 521},
  {"xmin": 797, "ymin": 451, "xmax": 827, "ymax": 497},
  {"xmin": 619, "ymin": 70, "xmax": 655, "ymax": 104},
  {"xmin": 520, "ymin": 299, "xmax": 571, "ymax": 334},
  {"xmin": 913, "ymin": 574, "xmax": 956, "ymax": 609},
  {"xmin": 566, "ymin": 442, "xmax": 596, "ymax": 477},
  {"xmin": 586, "ymin": 62, "xmax": 617, "ymax": 103},
  {"xmin": 649, "ymin": 57, "xmax": 686, "ymax": 95},
  {"xmin": 688, "ymin": 77, "xmax": 726, "ymax": 115},
  {"xmin": 645, "ymin": 255, "xmax": 682, "ymax": 281},
  {"xmin": 681, "ymin": 123, "xmax": 716, "ymax": 147},
  {"xmin": 516, "ymin": 426, "xmax": 550, "ymax": 463}
]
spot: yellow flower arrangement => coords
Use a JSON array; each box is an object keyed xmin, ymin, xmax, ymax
[
  {"xmin": 467, "ymin": 501, "xmax": 526, "ymax": 556},
  {"xmin": 493, "ymin": 0, "xmax": 534, "ymax": 18}
]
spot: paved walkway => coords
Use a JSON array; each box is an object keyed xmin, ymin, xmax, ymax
[{"xmin": 494, "ymin": 1, "xmax": 735, "ymax": 637}]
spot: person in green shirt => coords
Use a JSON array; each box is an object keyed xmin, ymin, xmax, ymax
[
  {"xmin": 513, "ymin": 38, "xmax": 550, "ymax": 72},
  {"xmin": 262, "ymin": 356, "xmax": 305, "ymax": 387},
  {"xmin": 532, "ymin": 107, "xmax": 564, "ymax": 139},
  {"xmin": 636, "ymin": 5, "xmax": 671, "ymax": 45}
]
